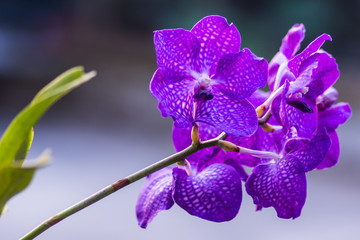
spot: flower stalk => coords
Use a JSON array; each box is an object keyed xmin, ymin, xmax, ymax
[
  {"xmin": 217, "ymin": 140, "xmax": 280, "ymax": 160},
  {"xmin": 20, "ymin": 132, "xmax": 228, "ymax": 240},
  {"xmin": 256, "ymin": 84, "xmax": 284, "ymax": 116}
]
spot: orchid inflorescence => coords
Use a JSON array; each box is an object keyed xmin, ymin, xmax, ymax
[{"xmin": 136, "ymin": 15, "xmax": 352, "ymax": 228}]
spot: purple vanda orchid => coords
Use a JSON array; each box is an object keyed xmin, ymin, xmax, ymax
[
  {"xmin": 136, "ymin": 163, "xmax": 243, "ymax": 228},
  {"xmin": 138, "ymin": 18, "xmax": 352, "ymax": 229},
  {"xmin": 171, "ymin": 114, "xmax": 332, "ymax": 220},
  {"xmin": 150, "ymin": 15, "xmax": 268, "ymax": 136},
  {"xmin": 315, "ymin": 87, "xmax": 351, "ymax": 168},
  {"xmin": 243, "ymin": 25, "xmax": 351, "ymax": 217},
  {"xmin": 269, "ymin": 24, "xmax": 351, "ymax": 168},
  {"xmin": 136, "ymin": 168, "xmax": 174, "ymax": 228},
  {"xmin": 269, "ymin": 24, "xmax": 342, "ymax": 137},
  {"xmin": 246, "ymin": 128, "xmax": 331, "ymax": 219}
]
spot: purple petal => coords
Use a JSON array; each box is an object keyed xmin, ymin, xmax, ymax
[
  {"xmin": 195, "ymin": 89, "xmax": 258, "ymax": 137},
  {"xmin": 172, "ymin": 123, "xmax": 222, "ymax": 167},
  {"xmin": 280, "ymin": 24, "xmax": 306, "ymax": 59},
  {"xmin": 268, "ymin": 24, "xmax": 305, "ymax": 90},
  {"xmin": 288, "ymin": 33, "xmax": 332, "ymax": 77},
  {"xmin": 136, "ymin": 168, "xmax": 174, "ymax": 228},
  {"xmin": 191, "ymin": 15, "xmax": 241, "ymax": 74},
  {"xmin": 318, "ymin": 102, "xmax": 352, "ymax": 132},
  {"xmin": 305, "ymin": 53, "xmax": 339, "ymax": 98},
  {"xmin": 271, "ymin": 87, "xmax": 287, "ymax": 126},
  {"xmin": 272, "ymin": 80, "xmax": 317, "ymax": 137},
  {"xmin": 172, "ymin": 125, "xmax": 192, "ymax": 152},
  {"xmin": 289, "ymin": 128, "xmax": 331, "ymax": 172},
  {"xmin": 268, "ymin": 52, "xmax": 285, "ymax": 91},
  {"xmin": 213, "ymin": 48, "xmax": 268, "ymax": 100},
  {"xmin": 316, "ymin": 87, "xmax": 338, "ymax": 111},
  {"xmin": 173, "ymin": 163, "xmax": 242, "ymax": 222},
  {"xmin": 154, "ymin": 29, "xmax": 199, "ymax": 83},
  {"xmin": 274, "ymin": 95, "xmax": 317, "ymax": 138},
  {"xmin": 150, "ymin": 69, "xmax": 194, "ymax": 128},
  {"xmin": 261, "ymin": 127, "xmax": 286, "ymax": 153},
  {"xmin": 285, "ymin": 101, "xmax": 317, "ymax": 138},
  {"xmin": 288, "ymin": 53, "xmax": 339, "ymax": 99},
  {"xmin": 277, "ymin": 69, "xmax": 297, "ymax": 93},
  {"xmin": 245, "ymin": 158, "xmax": 307, "ymax": 219},
  {"xmin": 317, "ymin": 131, "xmax": 340, "ymax": 169},
  {"xmin": 248, "ymin": 90, "xmax": 271, "ymax": 108},
  {"xmin": 284, "ymin": 137, "xmax": 310, "ymax": 154}
]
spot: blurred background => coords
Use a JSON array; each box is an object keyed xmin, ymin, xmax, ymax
[{"xmin": 0, "ymin": 0, "xmax": 359, "ymax": 239}]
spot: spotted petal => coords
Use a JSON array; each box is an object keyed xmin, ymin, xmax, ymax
[
  {"xmin": 272, "ymin": 93, "xmax": 317, "ymax": 138},
  {"xmin": 173, "ymin": 163, "xmax": 242, "ymax": 222},
  {"xmin": 288, "ymin": 33, "xmax": 332, "ymax": 77},
  {"xmin": 268, "ymin": 52, "xmax": 288, "ymax": 91},
  {"xmin": 213, "ymin": 48, "xmax": 268, "ymax": 101},
  {"xmin": 245, "ymin": 158, "xmax": 307, "ymax": 219},
  {"xmin": 150, "ymin": 69, "xmax": 194, "ymax": 128},
  {"xmin": 136, "ymin": 168, "xmax": 174, "ymax": 228},
  {"xmin": 280, "ymin": 24, "xmax": 305, "ymax": 59},
  {"xmin": 154, "ymin": 29, "xmax": 199, "ymax": 83},
  {"xmin": 284, "ymin": 100, "xmax": 317, "ymax": 138},
  {"xmin": 273, "ymin": 80, "xmax": 317, "ymax": 137},
  {"xmin": 288, "ymin": 128, "xmax": 331, "ymax": 172},
  {"xmin": 284, "ymin": 137, "xmax": 310, "ymax": 154},
  {"xmin": 318, "ymin": 102, "xmax": 352, "ymax": 132},
  {"xmin": 191, "ymin": 15, "xmax": 241, "ymax": 74},
  {"xmin": 287, "ymin": 53, "xmax": 339, "ymax": 99},
  {"xmin": 195, "ymin": 89, "xmax": 258, "ymax": 137},
  {"xmin": 316, "ymin": 87, "xmax": 338, "ymax": 111},
  {"xmin": 248, "ymin": 89, "xmax": 271, "ymax": 108},
  {"xmin": 268, "ymin": 24, "xmax": 305, "ymax": 90},
  {"xmin": 316, "ymin": 131, "xmax": 340, "ymax": 169}
]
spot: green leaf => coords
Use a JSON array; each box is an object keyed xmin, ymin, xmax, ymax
[
  {"xmin": 14, "ymin": 129, "xmax": 34, "ymax": 165},
  {"xmin": 0, "ymin": 66, "xmax": 96, "ymax": 167},
  {"xmin": 0, "ymin": 66, "xmax": 95, "ymax": 215},
  {"xmin": 0, "ymin": 151, "xmax": 50, "ymax": 216}
]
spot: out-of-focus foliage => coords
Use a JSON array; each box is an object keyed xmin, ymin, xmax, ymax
[{"xmin": 0, "ymin": 67, "xmax": 95, "ymax": 215}]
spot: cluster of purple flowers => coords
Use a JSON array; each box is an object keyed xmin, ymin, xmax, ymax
[{"xmin": 136, "ymin": 16, "xmax": 351, "ymax": 228}]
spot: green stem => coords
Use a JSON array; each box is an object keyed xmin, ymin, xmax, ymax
[{"xmin": 20, "ymin": 133, "xmax": 227, "ymax": 240}]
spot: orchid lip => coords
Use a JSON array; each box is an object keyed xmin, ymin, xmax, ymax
[{"xmin": 194, "ymin": 89, "xmax": 214, "ymax": 101}]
